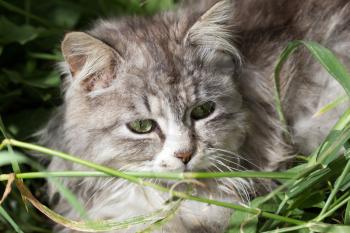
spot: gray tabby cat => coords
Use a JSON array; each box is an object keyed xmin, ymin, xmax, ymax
[{"xmin": 40, "ymin": 0, "xmax": 350, "ymax": 232}]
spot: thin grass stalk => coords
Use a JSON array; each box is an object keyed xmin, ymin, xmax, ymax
[
  {"xmin": 316, "ymin": 112, "xmax": 350, "ymax": 165},
  {"xmin": 0, "ymin": 116, "xmax": 21, "ymax": 173},
  {"xmin": 0, "ymin": 170, "xmax": 297, "ymax": 181},
  {"xmin": 314, "ymin": 192, "xmax": 350, "ymax": 222},
  {"xmin": 0, "ymin": 206, "xmax": 24, "ymax": 233},
  {"xmin": 329, "ymin": 190, "xmax": 350, "ymax": 209},
  {"xmin": 313, "ymin": 95, "xmax": 348, "ymax": 117},
  {"xmin": 261, "ymin": 224, "xmax": 309, "ymax": 233},
  {"xmin": 273, "ymin": 42, "xmax": 298, "ymax": 139}
]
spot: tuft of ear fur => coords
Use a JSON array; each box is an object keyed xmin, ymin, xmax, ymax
[
  {"xmin": 61, "ymin": 32, "xmax": 122, "ymax": 92},
  {"xmin": 184, "ymin": 0, "xmax": 240, "ymax": 66}
]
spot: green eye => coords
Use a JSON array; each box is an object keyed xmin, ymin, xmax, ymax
[
  {"xmin": 127, "ymin": 119, "xmax": 156, "ymax": 134},
  {"xmin": 191, "ymin": 101, "xmax": 216, "ymax": 120}
]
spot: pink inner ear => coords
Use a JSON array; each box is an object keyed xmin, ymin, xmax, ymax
[
  {"xmin": 67, "ymin": 55, "xmax": 87, "ymax": 77},
  {"xmin": 80, "ymin": 64, "xmax": 116, "ymax": 92}
]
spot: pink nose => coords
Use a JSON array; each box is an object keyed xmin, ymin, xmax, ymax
[{"xmin": 174, "ymin": 150, "xmax": 193, "ymax": 164}]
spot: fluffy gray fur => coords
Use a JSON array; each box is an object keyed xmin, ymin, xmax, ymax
[{"xmin": 39, "ymin": 0, "xmax": 350, "ymax": 232}]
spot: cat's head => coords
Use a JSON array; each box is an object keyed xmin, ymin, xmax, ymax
[{"xmin": 60, "ymin": 1, "xmax": 249, "ymax": 173}]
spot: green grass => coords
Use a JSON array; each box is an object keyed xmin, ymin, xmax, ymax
[{"xmin": 1, "ymin": 1, "xmax": 350, "ymax": 233}]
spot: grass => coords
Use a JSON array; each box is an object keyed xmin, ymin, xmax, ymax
[{"xmin": 1, "ymin": 1, "xmax": 350, "ymax": 233}]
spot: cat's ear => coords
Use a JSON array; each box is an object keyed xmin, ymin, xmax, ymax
[
  {"xmin": 61, "ymin": 32, "xmax": 122, "ymax": 92},
  {"xmin": 184, "ymin": 0, "xmax": 240, "ymax": 67}
]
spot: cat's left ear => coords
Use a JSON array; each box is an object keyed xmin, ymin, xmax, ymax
[{"xmin": 184, "ymin": 0, "xmax": 240, "ymax": 68}]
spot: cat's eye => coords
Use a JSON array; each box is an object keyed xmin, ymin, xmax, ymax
[
  {"xmin": 190, "ymin": 101, "xmax": 216, "ymax": 120},
  {"xmin": 127, "ymin": 119, "xmax": 156, "ymax": 134}
]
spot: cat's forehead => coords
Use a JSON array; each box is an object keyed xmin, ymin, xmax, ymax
[
  {"xmin": 88, "ymin": 14, "xmax": 236, "ymax": 107},
  {"xmin": 90, "ymin": 16, "xmax": 197, "ymax": 74},
  {"xmin": 117, "ymin": 65, "xmax": 196, "ymax": 110},
  {"xmin": 123, "ymin": 41, "xmax": 187, "ymax": 81}
]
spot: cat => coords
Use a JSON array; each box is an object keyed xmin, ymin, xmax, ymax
[{"xmin": 39, "ymin": 0, "xmax": 350, "ymax": 232}]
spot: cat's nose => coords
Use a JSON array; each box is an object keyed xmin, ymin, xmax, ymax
[{"xmin": 174, "ymin": 150, "xmax": 193, "ymax": 165}]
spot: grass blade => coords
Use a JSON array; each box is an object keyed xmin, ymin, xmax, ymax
[
  {"xmin": 345, "ymin": 199, "xmax": 350, "ymax": 224},
  {"xmin": 303, "ymin": 41, "xmax": 350, "ymax": 96},
  {"xmin": 317, "ymin": 150, "xmax": 350, "ymax": 218},
  {"xmin": 0, "ymin": 115, "xmax": 21, "ymax": 173},
  {"xmin": 315, "ymin": 110, "xmax": 350, "ymax": 165},
  {"xmin": 0, "ymin": 170, "xmax": 298, "ymax": 181},
  {"xmin": 0, "ymin": 206, "xmax": 24, "ymax": 233},
  {"xmin": 309, "ymin": 222, "xmax": 350, "ymax": 233},
  {"xmin": 0, "ymin": 173, "xmax": 15, "ymax": 205},
  {"xmin": 313, "ymin": 95, "xmax": 348, "ymax": 118}
]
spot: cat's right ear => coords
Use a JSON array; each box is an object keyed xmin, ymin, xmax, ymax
[
  {"xmin": 184, "ymin": 0, "xmax": 241, "ymax": 69},
  {"xmin": 61, "ymin": 32, "xmax": 122, "ymax": 92}
]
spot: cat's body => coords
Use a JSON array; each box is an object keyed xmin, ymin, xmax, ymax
[{"xmin": 40, "ymin": 1, "xmax": 350, "ymax": 232}]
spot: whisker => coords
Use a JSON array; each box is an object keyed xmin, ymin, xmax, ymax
[
  {"xmin": 208, "ymin": 147, "xmax": 262, "ymax": 170},
  {"xmin": 208, "ymin": 156, "xmax": 258, "ymax": 203},
  {"xmin": 211, "ymin": 154, "xmax": 247, "ymax": 171},
  {"xmin": 213, "ymin": 154, "xmax": 269, "ymax": 196},
  {"xmin": 208, "ymin": 158, "xmax": 249, "ymax": 202}
]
